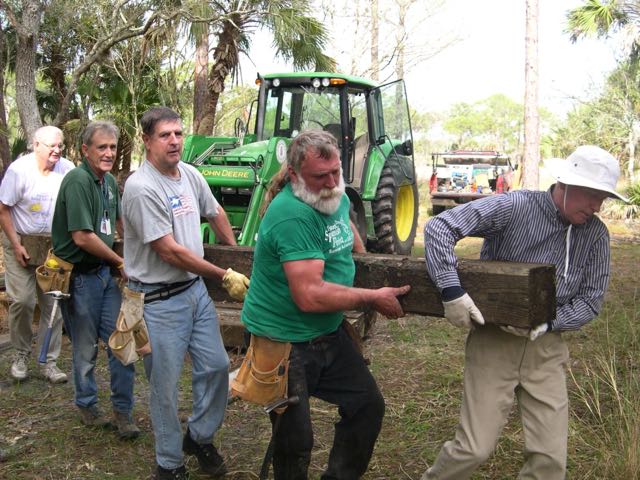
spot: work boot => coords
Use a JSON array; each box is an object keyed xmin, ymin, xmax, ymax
[
  {"xmin": 156, "ymin": 464, "xmax": 189, "ymax": 480},
  {"xmin": 182, "ymin": 428, "xmax": 227, "ymax": 476},
  {"xmin": 10, "ymin": 353, "xmax": 29, "ymax": 380},
  {"xmin": 40, "ymin": 362, "xmax": 68, "ymax": 384},
  {"xmin": 78, "ymin": 405, "xmax": 111, "ymax": 428},
  {"xmin": 112, "ymin": 410, "xmax": 140, "ymax": 440}
]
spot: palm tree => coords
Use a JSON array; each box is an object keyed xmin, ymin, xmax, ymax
[
  {"xmin": 194, "ymin": 1, "xmax": 335, "ymax": 135},
  {"xmin": 567, "ymin": 0, "xmax": 640, "ymax": 58},
  {"xmin": 567, "ymin": 1, "xmax": 640, "ymax": 179}
]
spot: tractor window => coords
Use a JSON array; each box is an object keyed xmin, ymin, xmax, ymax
[
  {"xmin": 349, "ymin": 92, "xmax": 370, "ymax": 173},
  {"xmin": 264, "ymin": 90, "xmax": 293, "ymax": 138},
  {"xmin": 375, "ymin": 80, "xmax": 412, "ymax": 145},
  {"xmin": 299, "ymin": 87, "xmax": 341, "ymax": 133}
]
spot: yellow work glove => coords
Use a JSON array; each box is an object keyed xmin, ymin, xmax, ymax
[{"xmin": 222, "ymin": 268, "xmax": 250, "ymax": 301}]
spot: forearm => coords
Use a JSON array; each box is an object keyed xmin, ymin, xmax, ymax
[
  {"xmin": 156, "ymin": 242, "xmax": 227, "ymax": 281},
  {"xmin": 552, "ymin": 297, "xmax": 602, "ymax": 331},
  {"xmin": 71, "ymin": 231, "xmax": 123, "ymax": 266},
  {"xmin": 0, "ymin": 207, "xmax": 21, "ymax": 248},
  {"xmin": 425, "ymin": 195, "xmax": 513, "ymax": 290},
  {"xmin": 292, "ymin": 281, "xmax": 378, "ymax": 313},
  {"xmin": 208, "ymin": 209, "xmax": 236, "ymax": 246}
]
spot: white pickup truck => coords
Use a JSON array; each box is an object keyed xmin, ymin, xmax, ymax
[{"xmin": 428, "ymin": 150, "xmax": 515, "ymax": 214}]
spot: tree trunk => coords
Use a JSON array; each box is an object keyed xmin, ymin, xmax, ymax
[
  {"xmin": 630, "ymin": 119, "xmax": 640, "ymax": 181},
  {"xmin": 193, "ymin": 26, "xmax": 211, "ymax": 135},
  {"xmin": 13, "ymin": 0, "xmax": 44, "ymax": 143},
  {"xmin": 0, "ymin": 25, "xmax": 11, "ymax": 179},
  {"xmin": 350, "ymin": 0, "xmax": 361, "ymax": 75},
  {"xmin": 45, "ymin": 43, "xmax": 68, "ymax": 111},
  {"xmin": 370, "ymin": 0, "xmax": 379, "ymax": 81},
  {"xmin": 522, "ymin": 0, "xmax": 540, "ymax": 190},
  {"xmin": 201, "ymin": 16, "xmax": 242, "ymax": 136}
]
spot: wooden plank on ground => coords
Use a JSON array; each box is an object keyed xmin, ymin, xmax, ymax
[{"xmin": 21, "ymin": 236, "xmax": 556, "ymax": 328}]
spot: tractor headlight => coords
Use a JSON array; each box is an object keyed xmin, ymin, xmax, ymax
[
  {"xmin": 272, "ymin": 78, "xmax": 280, "ymax": 87},
  {"xmin": 311, "ymin": 78, "xmax": 321, "ymax": 88},
  {"xmin": 321, "ymin": 77, "xmax": 330, "ymax": 87}
]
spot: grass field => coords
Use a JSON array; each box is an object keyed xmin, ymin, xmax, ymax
[{"xmin": 1, "ymin": 239, "xmax": 638, "ymax": 479}]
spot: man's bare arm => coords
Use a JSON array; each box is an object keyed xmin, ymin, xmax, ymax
[
  {"xmin": 150, "ymin": 233, "xmax": 228, "ymax": 281},
  {"xmin": 207, "ymin": 206, "xmax": 237, "ymax": 246},
  {"xmin": 283, "ymin": 259, "xmax": 409, "ymax": 318},
  {"xmin": 0, "ymin": 203, "xmax": 30, "ymax": 267}
]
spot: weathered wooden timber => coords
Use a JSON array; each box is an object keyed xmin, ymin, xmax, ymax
[{"xmin": 21, "ymin": 235, "xmax": 556, "ymax": 328}]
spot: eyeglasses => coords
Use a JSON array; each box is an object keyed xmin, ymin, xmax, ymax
[{"xmin": 40, "ymin": 141, "xmax": 65, "ymax": 151}]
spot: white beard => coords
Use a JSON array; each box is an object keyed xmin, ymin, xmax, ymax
[{"xmin": 291, "ymin": 174, "xmax": 346, "ymax": 215}]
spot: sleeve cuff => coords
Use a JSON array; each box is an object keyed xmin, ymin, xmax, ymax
[{"xmin": 441, "ymin": 286, "xmax": 466, "ymax": 301}]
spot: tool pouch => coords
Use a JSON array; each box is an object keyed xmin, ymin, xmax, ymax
[
  {"xmin": 231, "ymin": 334, "xmax": 292, "ymax": 413},
  {"xmin": 35, "ymin": 250, "xmax": 74, "ymax": 294},
  {"xmin": 108, "ymin": 287, "xmax": 149, "ymax": 366}
]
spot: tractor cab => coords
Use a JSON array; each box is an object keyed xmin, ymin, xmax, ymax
[{"xmin": 182, "ymin": 72, "xmax": 418, "ymax": 255}]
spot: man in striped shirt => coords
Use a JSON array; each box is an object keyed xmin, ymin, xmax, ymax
[{"xmin": 421, "ymin": 145, "xmax": 628, "ymax": 480}]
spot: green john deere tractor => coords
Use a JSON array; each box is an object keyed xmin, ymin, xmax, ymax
[{"xmin": 182, "ymin": 72, "xmax": 418, "ymax": 255}]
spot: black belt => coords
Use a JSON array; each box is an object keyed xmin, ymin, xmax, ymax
[
  {"xmin": 143, "ymin": 277, "xmax": 199, "ymax": 304},
  {"xmin": 74, "ymin": 263, "xmax": 104, "ymax": 274},
  {"xmin": 294, "ymin": 327, "xmax": 340, "ymax": 345}
]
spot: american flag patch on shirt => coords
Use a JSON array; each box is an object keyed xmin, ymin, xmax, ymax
[{"xmin": 168, "ymin": 194, "xmax": 196, "ymax": 217}]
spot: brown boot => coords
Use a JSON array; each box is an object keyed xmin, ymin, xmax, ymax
[
  {"xmin": 112, "ymin": 410, "xmax": 140, "ymax": 440},
  {"xmin": 78, "ymin": 405, "xmax": 111, "ymax": 428}
]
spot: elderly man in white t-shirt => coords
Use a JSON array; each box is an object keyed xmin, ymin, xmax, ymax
[{"xmin": 0, "ymin": 125, "xmax": 74, "ymax": 382}]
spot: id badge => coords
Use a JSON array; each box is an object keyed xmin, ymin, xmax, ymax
[{"xmin": 100, "ymin": 212, "xmax": 111, "ymax": 235}]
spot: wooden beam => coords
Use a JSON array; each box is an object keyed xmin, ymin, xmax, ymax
[{"xmin": 21, "ymin": 236, "xmax": 556, "ymax": 328}]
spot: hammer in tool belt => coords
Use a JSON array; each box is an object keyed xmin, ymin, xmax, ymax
[{"xmin": 38, "ymin": 290, "xmax": 70, "ymax": 364}]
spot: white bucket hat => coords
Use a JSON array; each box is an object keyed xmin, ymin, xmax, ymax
[{"xmin": 544, "ymin": 145, "xmax": 629, "ymax": 202}]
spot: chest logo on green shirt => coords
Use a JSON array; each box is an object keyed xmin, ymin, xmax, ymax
[{"xmin": 325, "ymin": 218, "xmax": 353, "ymax": 254}]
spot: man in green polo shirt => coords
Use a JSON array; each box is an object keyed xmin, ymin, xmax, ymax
[
  {"xmin": 241, "ymin": 129, "xmax": 410, "ymax": 479},
  {"xmin": 52, "ymin": 120, "xmax": 138, "ymax": 439}
]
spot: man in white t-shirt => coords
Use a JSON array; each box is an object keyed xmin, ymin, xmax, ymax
[{"xmin": 0, "ymin": 125, "xmax": 75, "ymax": 382}]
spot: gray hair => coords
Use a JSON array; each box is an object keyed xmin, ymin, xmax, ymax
[
  {"xmin": 82, "ymin": 121, "xmax": 119, "ymax": 146},
  {"xmin": 286, "ymin": 129, "xmax": 338, "ymax": 173},
  {"xmin": 140, "ymin": 107, "xmax": 181, "ymax": 136},
  {"xmin": 261, "ymin": 130, "xmax": 339, "ymax": 215}
]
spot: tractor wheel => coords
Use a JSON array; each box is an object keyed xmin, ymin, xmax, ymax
[{"xmin": 370, "ymin": 166, "xmax": 418, "ymax": 255}]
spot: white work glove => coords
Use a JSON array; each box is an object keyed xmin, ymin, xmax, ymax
[
  {"xmin": 529, "ymin": 323, "xmax": 549, "ymax": 341},
  {"xmin": 222, "ymin": 268, "xmax": 250, "ymax": 301},
  {"xmin": 500, "ymin": 323, "xmax": 549, "ymax": 341},
  {"xmin": 442, "ymin": 293, "xmax": 485, "ymax": 329}
]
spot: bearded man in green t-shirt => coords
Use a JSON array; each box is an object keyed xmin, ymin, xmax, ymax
[{"xmin": 241, "ymin": 129, "xmax": 410, "ymax": 479}]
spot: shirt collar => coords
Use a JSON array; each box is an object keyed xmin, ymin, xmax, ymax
[{"xmin": 79, "ymin": 159, "xmax": 103, "ymax": 184}]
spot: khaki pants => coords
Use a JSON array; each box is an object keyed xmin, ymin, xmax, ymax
[
  {"xmin": 2, "ymin": 233, "xmax": 63, "ymax": 363},
  {"xmin": 423, "ymin": 325, "xmax": 569, "ymax": 480}
]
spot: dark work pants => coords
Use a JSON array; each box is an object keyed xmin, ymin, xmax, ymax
[{"xmin": 270, "ymin": 325, "xmax": 385, "ymax": 480}]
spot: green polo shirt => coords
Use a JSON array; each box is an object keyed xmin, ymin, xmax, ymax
[{"xmin": 52, "ymin": 160, "xmax": 120, "ymax": 264}]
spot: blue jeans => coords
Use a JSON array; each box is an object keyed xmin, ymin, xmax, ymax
[
  {"xmin": 270, "ymin": 324, "xmax": 385, "ymax": 480},
  {"xmin": 60, "ymin": 266, "xmax": 135, "ymax": 413},
  {"xmin": 129, "ymin": 278, "xmax": 229, "ymax": 469}
]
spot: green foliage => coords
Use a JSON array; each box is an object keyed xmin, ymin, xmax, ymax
[
  {"xmin": 550, "ymin": 59, "xmax": 640, "ymax": 167},
  {"xmin": 212, "ymin": 85, "xmax": 257, "ymax": 136},
  {"xmin": 442, "ymin": 94, "xmax": 557, "ymax": 156},
  {"xmin": 627, "ymin": 181, "xmax": 640, "ymax": 205}
]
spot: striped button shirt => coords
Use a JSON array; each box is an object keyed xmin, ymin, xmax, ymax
[{"xmin": 424, "ymin": 188, "xmax": 611, "ymax": 331}]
